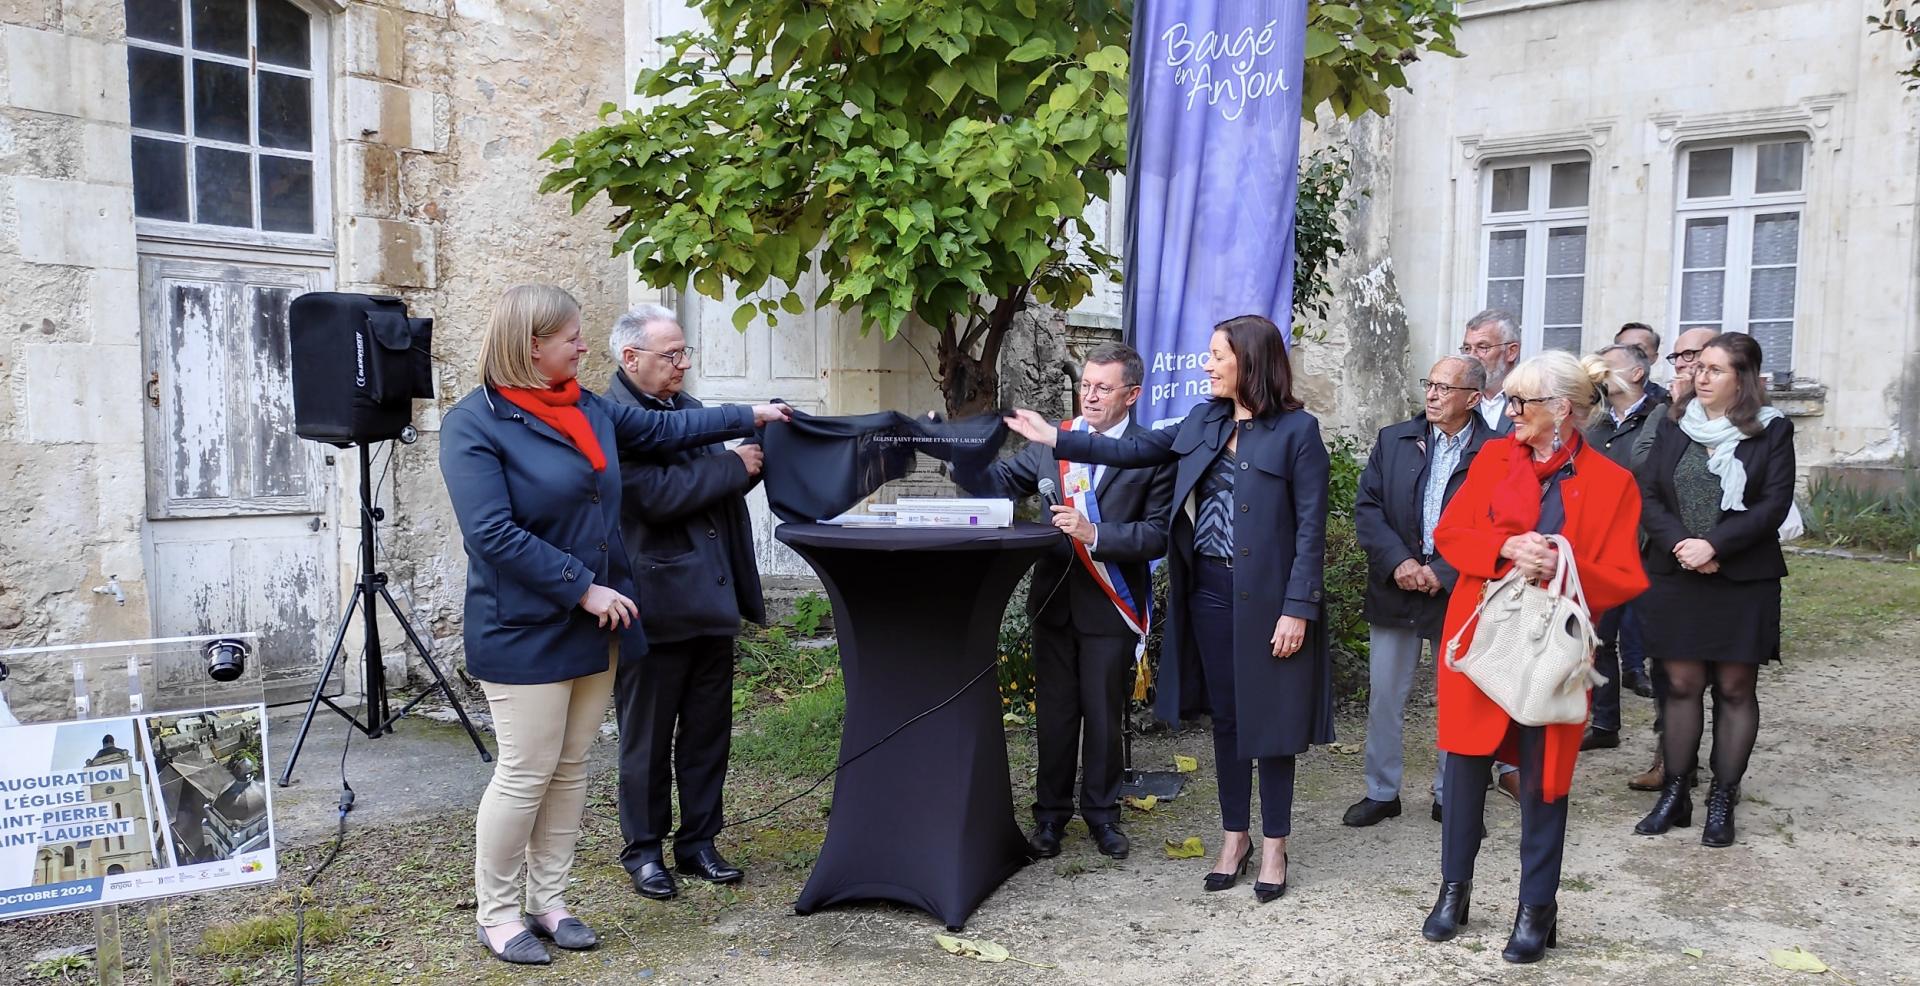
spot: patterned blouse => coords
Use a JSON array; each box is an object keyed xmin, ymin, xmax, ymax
[
  {"xmin": 1674, "ymin": 440, "xmax": 1722, "ymax": 537},
  {"xmin": 1194, "ymin": 448, "xmax": 1237, "ymax": 559}
]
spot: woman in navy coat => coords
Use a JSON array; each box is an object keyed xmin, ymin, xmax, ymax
[
  {"xmin": 1006, "ymin": 315, "xmax": 1333, "ymax": 903},
  {"xmin": 441, "ymin": 284, "xmax": 787, "ymax": 964}
]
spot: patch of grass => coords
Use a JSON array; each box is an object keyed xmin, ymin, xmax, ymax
[
  {"xmin": 1799, "ymin": 473, "xmax": 1920, "ymax": 558},
  {"xmin": 24, "ymin": 954, "xmax": 91, "ymax": 981},
  {"xmin": 197, "ymin": 907, "xmax": 356, "ymax": 959},
  {"xmin": 1054, "ymin": 859, "xmax": 1090, "ymax": 879},
  {"xmin": 1565, "ymin": 876, "xmax": 1596, "ymax": 892},
  {"xmin": 732, "ymin": 678, "xmax": 845, "ymax": 779},
  {"xmin": 1781, "ymin": 556, "xmax": 1920, "ymax": 652}
]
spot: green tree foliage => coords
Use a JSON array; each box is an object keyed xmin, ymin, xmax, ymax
[
  {"xmin": 543, "ymin": 0, "xmax": 1460, "ymax": 416},
  {"xmin": 1869, "ymin": 2, "xmax": 1920, "ymax": 88}
]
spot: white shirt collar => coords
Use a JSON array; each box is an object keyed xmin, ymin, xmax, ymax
[
  {"xmin": 1094, "ymin": 416, "xmax": 1129, "ymax": 439},
  {"xmin": 1477, "ymin": 393, "xmax": 1507, "ymax": 425}
]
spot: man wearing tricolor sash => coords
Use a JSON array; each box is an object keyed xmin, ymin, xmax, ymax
[{"xmin": 956, "ymin": 344, "xmax": 1174, "ymax": 861}]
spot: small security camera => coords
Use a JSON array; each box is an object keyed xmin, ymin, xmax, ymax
[{"xmin": 203, "ymin": 638, "xmax": 250, "ymax": 682}]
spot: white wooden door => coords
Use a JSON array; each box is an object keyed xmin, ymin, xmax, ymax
[
  {"xmin": 678, "ymin": 272, "xmax": 831, "ymax": 580},
  {"xmin": 140, "ymin": 254, "xmax": 337, "ymax": 703}
]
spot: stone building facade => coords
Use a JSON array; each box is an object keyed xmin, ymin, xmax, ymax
[{"xmin": 1, "ymin": 0, "xmax": 1912, "ymax": 693}]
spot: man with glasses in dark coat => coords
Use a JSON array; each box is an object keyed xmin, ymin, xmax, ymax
[
  {"xmin": 605, "ymin": 304, "xmax": 764, "ymax": 900},
  {"xmin": 956, "ymin": 343, "xmax": 1173, "ymax": 861},
  {"xmin": 1344, "ymin": 357, "xmax": 1495, "ymax": 826}
]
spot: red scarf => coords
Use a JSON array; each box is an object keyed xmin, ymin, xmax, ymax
[
  {"xmin": 496, "ymin": 379, "xmax": 606, "ymax": 471},
  {"xmin": 1487, "ymin": 433, "xmax": 1581, "ymax": 536}
]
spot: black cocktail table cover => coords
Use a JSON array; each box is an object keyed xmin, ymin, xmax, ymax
[{"xmin": 775, "ymin": 522, "xmax": 1058, "ymax": 930}]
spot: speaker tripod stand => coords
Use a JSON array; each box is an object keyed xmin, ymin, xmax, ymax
[{"xmin": 279, "ymin": 442, "xmax": 492, "ymax": 787}]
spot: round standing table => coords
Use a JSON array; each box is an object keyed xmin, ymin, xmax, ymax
[{"xmin": 775, "ymin": 521, "xmax": 1059, "ymax": 930}]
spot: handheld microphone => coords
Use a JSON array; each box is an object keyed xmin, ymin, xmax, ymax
[{"xmin": 1037, "ymin": 477, "xmax": 1063, "ymax": 515}]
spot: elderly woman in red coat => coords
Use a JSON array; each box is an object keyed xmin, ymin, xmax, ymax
[{"xmin": 1420, "ymin": 351, "xmax": 1648, "ymax": 963}]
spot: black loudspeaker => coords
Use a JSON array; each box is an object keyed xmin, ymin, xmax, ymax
[{"xmin": 289, "ymin": 292, "xmax": 435, "ymax": 446}]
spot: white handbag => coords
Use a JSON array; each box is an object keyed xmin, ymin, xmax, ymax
[{"xmin": 1441, "ymin": 534, "xmax": 1602, "ymax": 727}]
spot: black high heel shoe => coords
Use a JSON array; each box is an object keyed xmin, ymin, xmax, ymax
[
  {"xmin": 1501, "ymin": 902, "xmax": 1558, "ymax": 964},
  {"xmin": 1421, "ymin": 881, "xmax": 1472, "ymax": 942},
  {"xmin": 1252, "ymin": 852, "xmax": 1287, "ymax": 903},
  {"xmin": 1203, "ymin": 842, "xmax": 1252, "ymax": 892}
]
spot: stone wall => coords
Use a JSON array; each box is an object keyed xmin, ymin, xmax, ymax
[
  {"xmin": 361, "ymin": 0, "xmax": 636, "ymax": 668},
  {"xmin": 0, "ymin": 3, "xmax": 149, "ymax": 650}
]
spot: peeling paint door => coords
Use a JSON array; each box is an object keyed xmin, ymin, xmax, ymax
[{"xmin": 140, "ymin": 254, "xmax": 336, "ymax": 704}]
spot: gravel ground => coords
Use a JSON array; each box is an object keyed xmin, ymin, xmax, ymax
[{"xmin": 3, "ymin": 564, "xmax": 1915, "ymax": 985}]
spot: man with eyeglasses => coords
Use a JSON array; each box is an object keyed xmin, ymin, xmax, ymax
[
  {"xmin": 1344, "ymin": 357, "xmax": 1496, "ymax": 827},
  {"xmin": 604, "ymin": 303, "xmax": 762, "ymax": 899},
  {"xmin": 1459, "ymin": 310, "xmax": 1522, "ymax": 435},
  {"xmin": 955, "ymin": 343, "xmax": 1173, "ymax": 861}
]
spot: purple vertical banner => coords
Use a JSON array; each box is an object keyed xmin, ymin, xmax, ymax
[{"xmin": 1123, "ymin": 0, "xmax": 1307, "ymax": 428}]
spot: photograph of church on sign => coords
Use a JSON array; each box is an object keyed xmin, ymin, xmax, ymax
[
  {"xmin": 32, "ymin": 722, "xmax": 161, "ymax": 886},
  {"xmin": 145, "ymin": 709, "xmax": 273, "ymax": 866}
]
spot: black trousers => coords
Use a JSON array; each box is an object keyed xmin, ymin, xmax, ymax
[
  {"xmin": 1031, "ymin": 620, "xmax": 1134, "ymax": 826},
  {"xmin": 1440, "ymin": 722, "xmax": 1569, "ymax": 907},
  {"xmin": 615, "ymin": 634, "xmax": 734, "ymax": 869},
  {"xmin": 1190, "ymin": 559, "xmax": 1295, "ymax": 838}
]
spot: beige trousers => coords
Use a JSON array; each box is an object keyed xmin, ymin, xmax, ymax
[{"xmin": 473, "ymin": 648, "xmax": 616, "ymax": 927}]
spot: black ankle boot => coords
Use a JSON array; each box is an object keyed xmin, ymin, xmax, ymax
[
  {"xmin": 1634, "ymin": 773, "xmax": 1693, "ymax": 835},
  {"xmin": 1502, "ymin": 902, "xmax": 1558, "ymax": 963},
  {"xmin": 1701, "ymin": 781, "xmax": 1737, "ymax": 847},
  {"xmin": 1421, "ymin": 881, "xmax": 1472, "ymax": 942}
]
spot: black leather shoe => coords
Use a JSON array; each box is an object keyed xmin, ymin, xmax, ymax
[
  {"xmin": 523, "ymin": 913, "xmax": 598, "ymax": 951},
  {"xmin": 1430, "ymin": 801, "xmax": 1443, "ymax": 823},
  {"xmin": 1421, "ymin": 881, "xmax": 1472, "ymax": 942},
  {"xmin": 631, "ymin": 859, "xmax": 677, "ymax": 900},
  {"xmin": 675, "ymin": 846, "xmax": 744, "ymax": 884},
  {"xmin": 1089, "ymin": 822, "xmax": 1130, "ymax": 859},
  {"xmin": 1027, "ymin": 821, "xmax": 1064, "ymax": 859},
  {"xmin": 1580, "ymin": 727, "xmax": 1620, "ymax": 751},
  {"xmin": 476, "ymin": 923, "xmax": 551, "ymax": 965},
  {"xmin": 1701, "ymin": 781, "xmax": 1737, "ymax": 848},
  {"xmin": 1252, "ymin": 852, "xmax": 1287, "ymax": 903},
  {"xmin": 1626, "ymin": 668, "xmax": 1655, "ymax": 698},
  {"xmin": 1635, "ymin": 773, "xmax": 1694, "ymax": 835},
  {"xmin": 1203, "ymin": 844, "xmax": 1252, "ymax": 892},
  {"xmin": 1342, "ymin": 797, "xmax": 1403, "ymax": 828},
  {"xmin": 1501, "ymin": 902, "xmax": 1558, "ymax": 963}
]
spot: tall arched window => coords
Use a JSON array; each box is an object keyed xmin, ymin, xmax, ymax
[
  {"xmin": 125, "ymin": 0, "xmax": 330, "ymax": 240},
  {"xmin": 62, "ymin": 847, "xmax": 75, "ymax": 869}
]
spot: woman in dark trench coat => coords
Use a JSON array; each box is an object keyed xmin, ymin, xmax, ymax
[{"xmin": 1005, "ymin": 314, "xmax": 1333, "ymax": 903}]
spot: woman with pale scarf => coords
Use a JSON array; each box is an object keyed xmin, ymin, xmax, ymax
[{"xmin": 1632, "ymin": 333, "xmax": 1794, "ymax": 848}]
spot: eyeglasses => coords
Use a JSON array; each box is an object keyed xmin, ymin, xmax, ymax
[
  {"xmin": 1459, "ymin": 341, "xmax": 1517, "ymax": 358},
  {"xmin": 1693, "ymin": 365, "xmax": 1732, "ymax": 382},
  {"xmin": 1420, "ymin": 379, "xmax": 1479, "ymax": 396},
  {"xmin": 1665, "ymin": 347, "xmax": 1705, "ymax": 366},
  {"xmin": 1078, "ymin": 381, "xmax": 1136, "ymax": 399},
  {"xmin": 635, "ymin": 347, "xmax": 696, "ymax": 368},
  {"xmin": 1504, "ymin": 393, "xmax": 1557, "ymax": 416}
]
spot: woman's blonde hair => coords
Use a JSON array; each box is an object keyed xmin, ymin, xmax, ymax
[
  {"xmin": 478, "ymin": 284, "xmax": 580, "ymax": 389},
  {"xmin": 1504, "ymin": 350, "xmax": 1613, "ymax": 428}
]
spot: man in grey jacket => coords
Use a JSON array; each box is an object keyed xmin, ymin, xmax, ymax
[
  {"xmin": 1344, "ymin": 357, "xmax": 1493, "ymax": 826},
  {"xmin": 606, "ymin": 304, "xmax": 765, "ymax": 900}
]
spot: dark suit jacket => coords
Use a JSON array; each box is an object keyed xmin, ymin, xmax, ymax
[
  {"xmin": 1053, "ymin": 400, "xmax": 1334, "ymax": 759},
  {"xmin": 1353, "ymin": 413, "xmax": 1494, "ymax": 639},
  {"xmin": 439, "ymin": 386, "xmax": 755, "ymax": 684},
  {"xmin": 607, "ymin": 371, "xmax": 766, "ymax": 645},
  {"xmin": 1586, "ymin": 396, "xmax": 1664, "ymax": 472},
  {"xmin": 1637, "ymin": 414, "xmax": 1795, "ymax": 582},
  {"xmin": 957, "ymin": 421, "xmax": 1174, "ymax": 636}
]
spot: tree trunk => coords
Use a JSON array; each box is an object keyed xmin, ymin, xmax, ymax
[{"xmin": 936, "ymin": 292, "xmax": 1025, "ymax": 419}]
